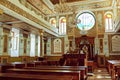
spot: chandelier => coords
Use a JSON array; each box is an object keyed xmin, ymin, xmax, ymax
[{"xmin": 54, "ymin": 0, "xmax": 72, "ymax": 13}]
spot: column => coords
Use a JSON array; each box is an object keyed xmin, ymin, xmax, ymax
[
  {"xmin": 22, "ymin": 31, "xmax": 29, "ymax": 56},
  {"xmin": 26, "ymin": 34, "xmax": 30, "ymax": 56},
  {"xmin": 64, "ymin": 35, "xmax": 69, "ymax": 53},
  {"xmin": 68, "ymin": 36, "xmax": 74, "ymax": 51},
  {"xmin": 39, "ymin": 29, "xmax": 44, "ymax": 57},
  {"xmin": 35, "ymin": 35, "xmax": 38, "ymax": 57},
  {"xmin": 0, "ymin": 25, "xmax": 3, "ymax": 55},
  {"xmin": 3, "ymin": 27, "xmax": 11, "ymax": 55},
  {"xmin": 19, "ymin": 31, "xmax": 24, "ymax": 56},
  {"xmin": 46, "ymin": 38, "xmax": 51, "ymax": 55},
  {"xmin": 103, "ymin": 34, "xmax": 109, "ymax": 56}
]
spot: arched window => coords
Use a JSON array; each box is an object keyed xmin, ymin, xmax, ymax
[
  {"xmin": 59, "ymin": 17, "xmax": 66, "ymax": 35},
  {"xmin": 10, "ymin": 28, "xmax": 20, "ymax": 57},
  {"xmin": 50, "ymin": 18, "xmax": 56, "ymax": 27},
  {"xmin": 30, "ymin": 33, "xmax": 35, "ymax": 57},
  {"xmin": 105, "ymin": 12, "xmax": 113, "ymax": 32}
]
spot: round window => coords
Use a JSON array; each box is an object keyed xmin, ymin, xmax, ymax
[{"xmin": 76, "ymin": 12, "xmax": 95, "ymax": 31}]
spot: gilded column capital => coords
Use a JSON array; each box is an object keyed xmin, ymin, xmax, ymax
[{"xmin": 39, "ymin": 29, "xmax": 44, "ymax": 36}]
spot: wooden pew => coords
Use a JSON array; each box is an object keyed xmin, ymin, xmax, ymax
[
  {"xmin": 0, "ymin": 63, "xmax": 14, "ymax": 73},
  {"xmin": 6, "ymin": 68, "xmax": 80, "ymax": 80},
  {"xmin": 11, "ymin": 62, "xmax": 26, "ymax": 68},
  {"xmin": 0, "ymin": 73, "xmax": 73, "ymax": 80},
  {"xmin": 26, "ymin": 62, "xmax": 35, "ymax": 67},
  {"xmin": 115, "ymin": 66, "xmax": 120, "ymax": 80},
  {"xmin": 33, "ymin": 61, "xmax": 42, "ymax": 67},
  {"xmin": 24, "ymin": 66, "xmax": 87, "ymax": 80},
  {"xmin": 107, "ymin": 60, "xmax": 120, "ymax": 80}
]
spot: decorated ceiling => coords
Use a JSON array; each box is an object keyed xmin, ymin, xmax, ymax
[{"xmin": 24, "ymin": 0, "xmax": 113, "ymax": 15}]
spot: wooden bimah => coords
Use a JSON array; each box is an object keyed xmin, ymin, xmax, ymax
[{"xmin": 63, "ymin": 54, "xmax": 87, "ymax": 66}]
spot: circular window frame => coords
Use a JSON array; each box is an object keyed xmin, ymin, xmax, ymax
[{"xmin": 76, "ymin": 11, "xmax": 96, "ymax": 31}]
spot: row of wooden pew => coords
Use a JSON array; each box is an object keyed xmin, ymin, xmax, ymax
[
  {"xmin": 0, "ymin": 73, "xmax": 73, "ymax": 80},
  {"xmin": 107, "ymin": 60, "xmax": 120, "ymax": 80},
  {"xmin": 0, "ymin": 61, "xmax": 88, "ymax": 80},
  {"xmin": 0, "ymin": 61, "xmax": 59, "ymax": 73}
]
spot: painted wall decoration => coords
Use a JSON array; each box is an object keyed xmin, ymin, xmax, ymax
[
  {"xmin": 97, "ymin": 12, "xmax": 102, "ymax": 28},
  {"xmin": 54, "ymin": 39, "xmax": 62, "ymax": 53},
  {"xmin": 103, "ymin": 34, "xmax": 109, "ymax": 56}
]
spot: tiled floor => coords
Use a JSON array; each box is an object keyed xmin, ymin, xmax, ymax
[{"xmin": 87, "ymin": 68, "xmax": 112, "ymax": 80}]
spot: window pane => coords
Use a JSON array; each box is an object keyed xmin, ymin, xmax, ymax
[
  {"xmin": 109, "ymin": 19, "xmax": 112, "ymax": 30},
  {"xmin": 59, "ymin": 17, "xmax": 66, "ymax": 35},
  {"xmin": 105, "ymin": 13, "xmax": 113, "ymax": 32},
  {"xmin": 105, "ymin": 19, "xmax": 109, "ymax": 30}
]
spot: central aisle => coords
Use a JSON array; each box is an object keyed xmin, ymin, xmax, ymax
[{"xmin": 87, "ymin": 68, "xmax": 111, "ymax": 80}]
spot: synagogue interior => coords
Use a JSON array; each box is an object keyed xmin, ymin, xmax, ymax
[{"xmin": 0, "ymin": 0, "xmax": 120, "ymax": 80}]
